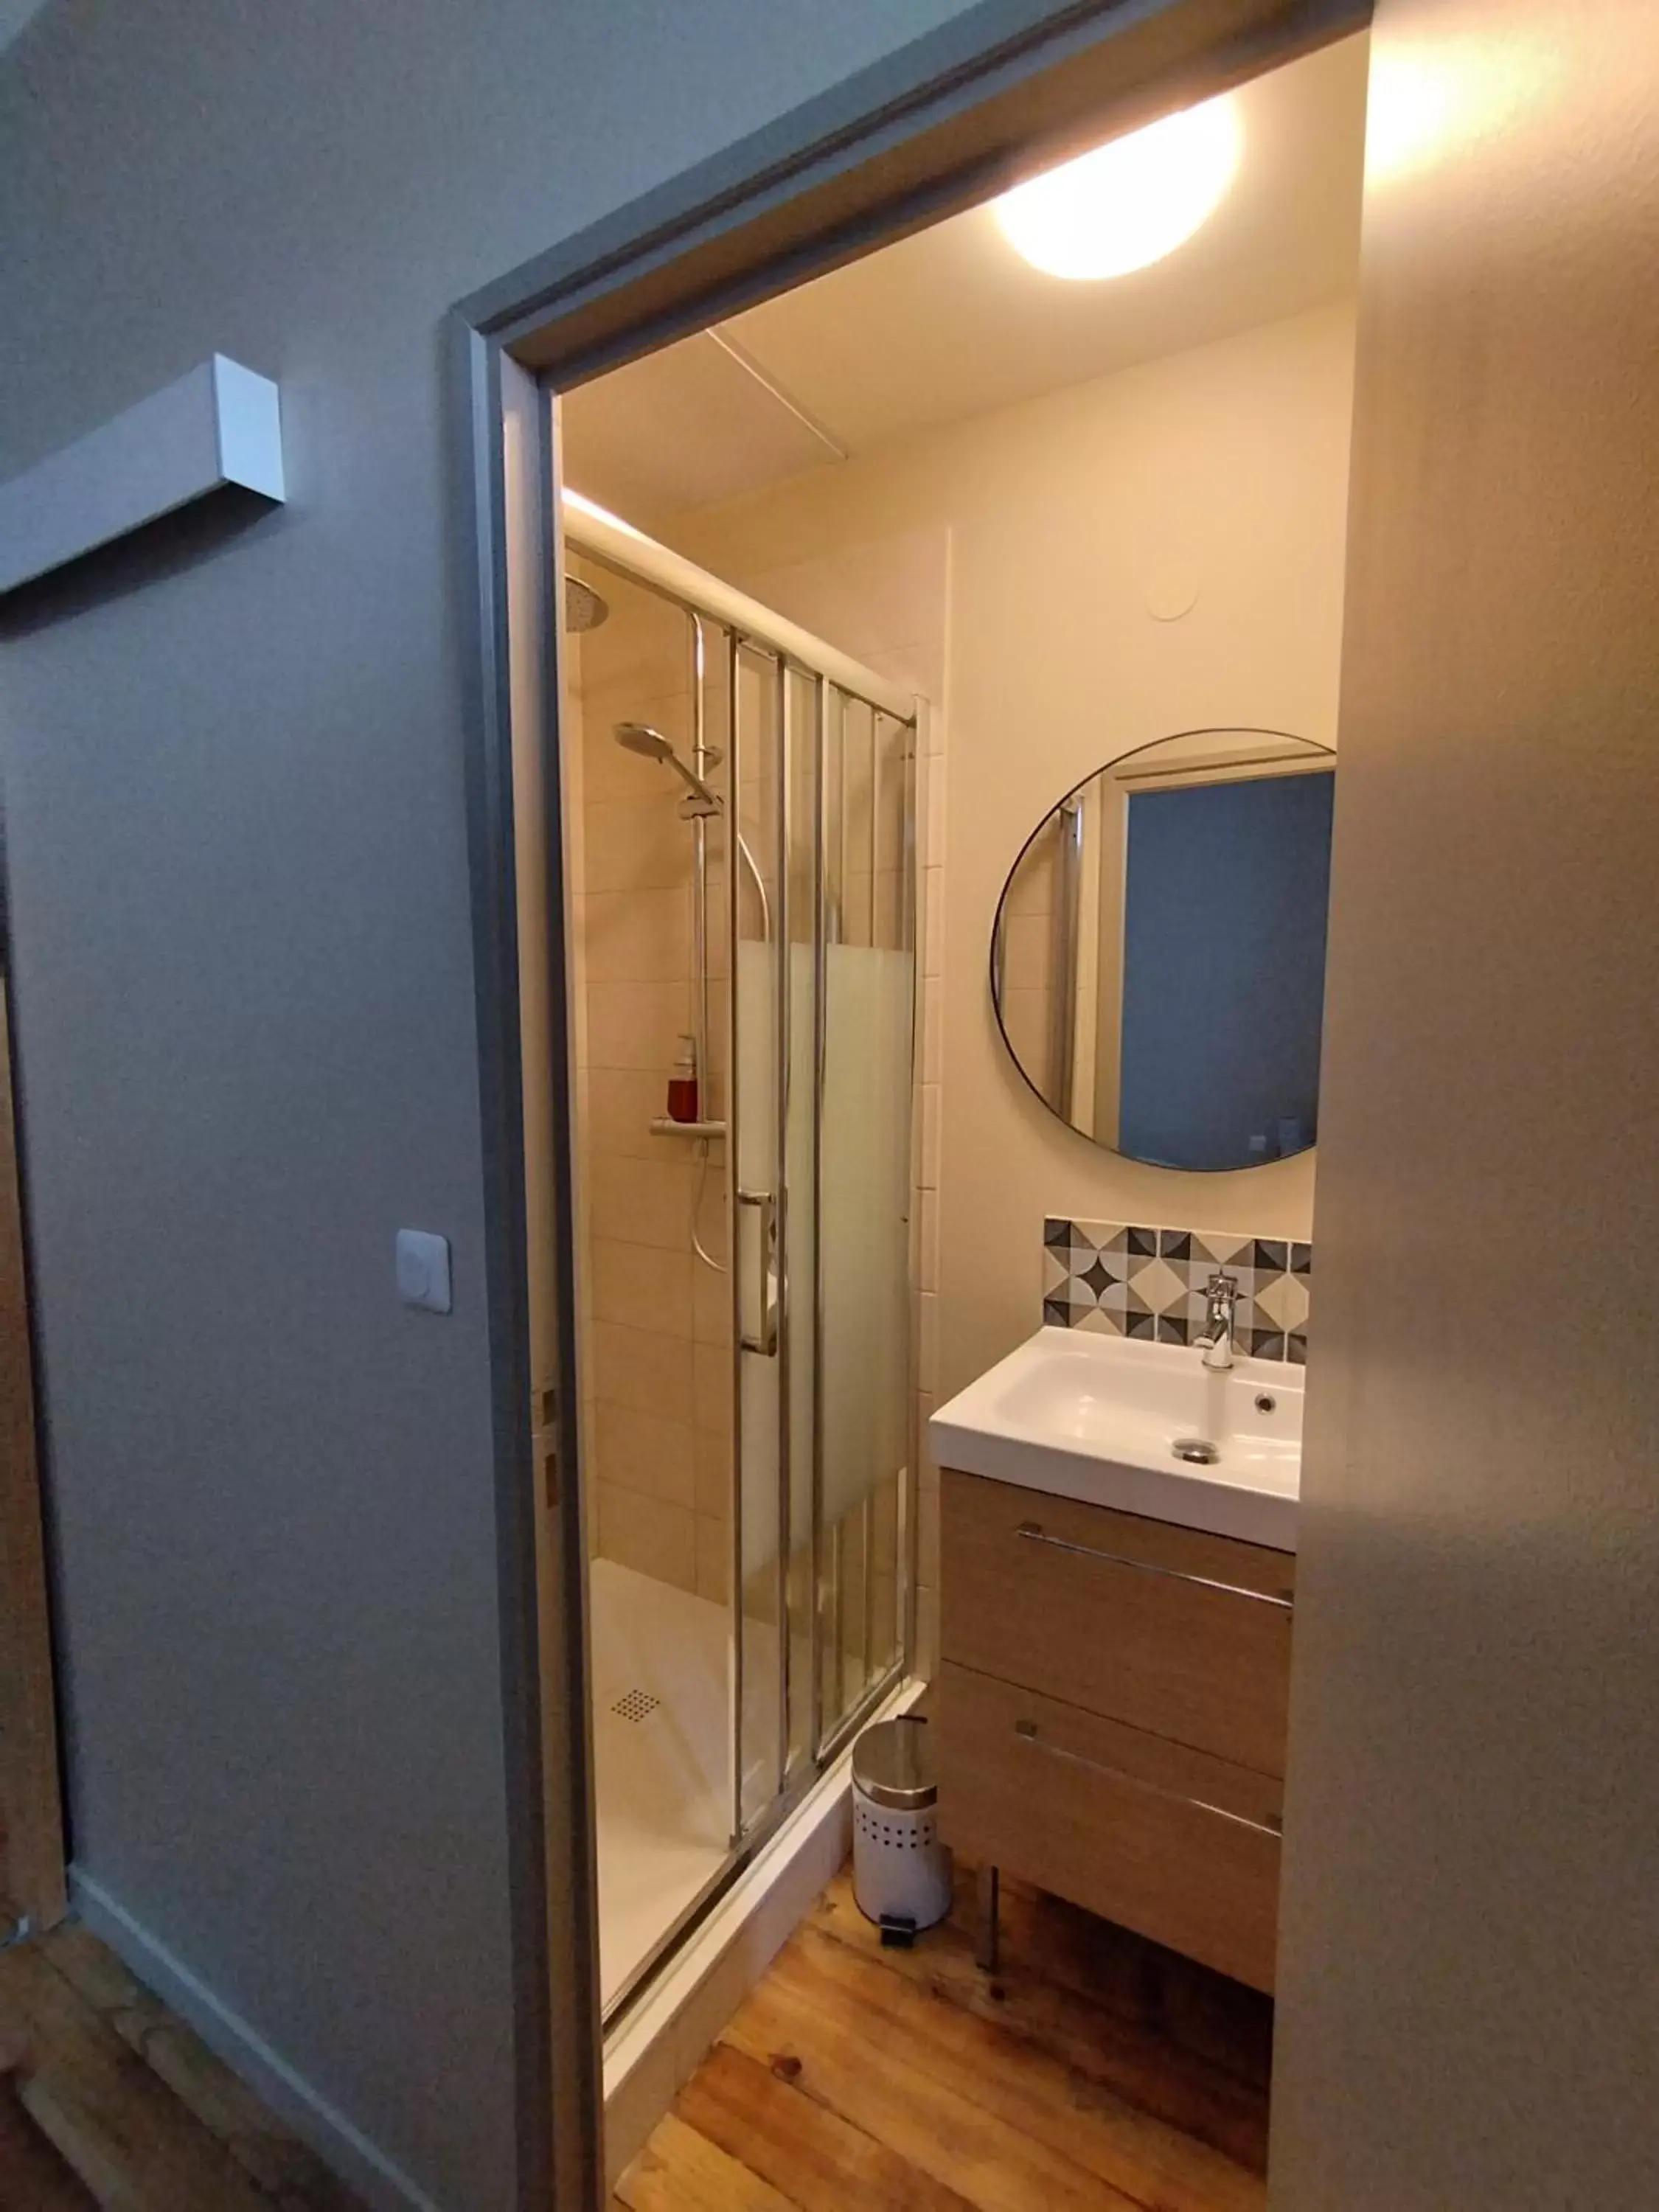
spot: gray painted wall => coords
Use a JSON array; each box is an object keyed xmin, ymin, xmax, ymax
[
  {"xmin": 0, "ymin": 2, "xmax": 990, "ymax": 2205},
  {"xmin": 1272, "ymin": 0, "xmax": 1659, "ymax": 2202}
]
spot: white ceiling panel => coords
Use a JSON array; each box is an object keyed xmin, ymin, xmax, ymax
[
  {"xmin": 560, "ymin": 330, "xmax": 840, "ymax": 526},
  {"xmin": 560, "ymin": 34, "xmax": 1367, "ymax": 527}
]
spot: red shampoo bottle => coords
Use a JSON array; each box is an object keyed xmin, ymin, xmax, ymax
[{"xmin": 667, "ymin": 1034, "xmax": 699, "ymax": 1124}]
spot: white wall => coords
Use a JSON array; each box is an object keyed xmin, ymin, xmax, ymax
[
  {"xmin": 0, "ymin": 2, "xmax": 1010, "ymax": 2205},
  {"xmin": 675, "ymin": 301, "xmax": 1357, "ymax": 1430}
]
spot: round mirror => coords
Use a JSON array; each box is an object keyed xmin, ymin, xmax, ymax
[{"xmin": 990, "ymin": 728, "xmax": 1335, "ymax": 1171}]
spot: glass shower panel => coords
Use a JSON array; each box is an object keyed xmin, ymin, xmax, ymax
[
  {"xmin": 566, "ymin": 504, "xmax": 919, "ymax": 2036},
  {"xmin": 816, "ymin": 695, "xmax": 915, "ymax": 1749},
  {"xmin": 784, "ymin": 667, "xmax": 821, "ymax": 1781},
  {"xmin": 728, "ymin": 644, "xmax": 822, "ymax": 1826}
]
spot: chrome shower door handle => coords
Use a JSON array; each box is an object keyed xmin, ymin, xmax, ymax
[{"xmin": 736, "ymin": 1186, "xmax": 778, "ymax": 1356}]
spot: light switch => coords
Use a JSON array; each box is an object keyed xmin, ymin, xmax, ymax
[{"xmin": 396, "ymin": 1228, "xmax": 452, "ymax": 1315}]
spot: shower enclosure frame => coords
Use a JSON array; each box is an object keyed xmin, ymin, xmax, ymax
[
  {"xmin": 448, "ymin": 4, "xmax": 1368, "ymax": 2203},
  {"xmin": 566, "ymin": 498, "xmax": 923, "ymax": 2026}
]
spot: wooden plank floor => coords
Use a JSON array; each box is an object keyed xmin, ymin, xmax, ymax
[
  {"xmin": 616, "ymin": 1863, "xmax": 1273, "ymax": 2212},
  {"xmin": 0, "ymin": 1919, "xmax": 364, "ymax": 2211}
]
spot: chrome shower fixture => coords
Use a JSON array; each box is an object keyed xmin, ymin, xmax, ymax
[
  {"xmin": 613, "ymin": 721, "xmax": 723, "ymax": 816},
  {"xmin": 566, "ymin": 576, "xmax": 610, "ymax": 632},
  {"xmin": 613, "ymin": 722, "xmax": 773, "ymax": 940}
]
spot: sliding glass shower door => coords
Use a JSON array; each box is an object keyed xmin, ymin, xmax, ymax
[
  {"xmin": 564, "ymin": 501, "xmax": 917, "ymax": 2020},
  {"xmin": 816, "ymin": 692, "xmax": 914, "ymax": 1747},
  {"xmin": 725, "ymin": 646, "xmax": 916, "ymax": 1836},
  {"xmin": 725, "ymin": 641, "xmax": 811, "ymax": 1834}
]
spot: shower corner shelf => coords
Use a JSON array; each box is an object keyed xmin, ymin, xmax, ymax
[{"xmin": 649, "ymin": 1116, "xmax": 727, "ymax": 1139}]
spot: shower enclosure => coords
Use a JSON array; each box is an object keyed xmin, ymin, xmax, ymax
[{"xmin": 560, "ymin": 497, "xmax": 919, "ymax": 2023}]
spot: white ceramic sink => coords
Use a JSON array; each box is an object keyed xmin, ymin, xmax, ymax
[{"xmin": 930, "ymin": 1326, "xmax": 1301, "ymax": 1551}]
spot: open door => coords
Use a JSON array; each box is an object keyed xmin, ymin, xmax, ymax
[
  {"xmin": 1272, "ymin": 0, "xmax": 1659, "ymax": 2203},
  {"xmin": 0, "ymin": 961, "xmax": 66, "ymax": 1933}
]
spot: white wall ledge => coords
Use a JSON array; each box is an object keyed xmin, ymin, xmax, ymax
[{"xmin": 0, "ymin": 355, "xmax": 285, "ymax": 597}]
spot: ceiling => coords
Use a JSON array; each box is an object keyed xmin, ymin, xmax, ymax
[{"xmin": 561, "ymin": 33, "xmax": 1368, "ymax": 531}]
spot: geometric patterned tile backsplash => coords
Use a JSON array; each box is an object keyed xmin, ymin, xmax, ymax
[{"xmin": 1043, "ymin": 1217, "xmax": 1312, "ymax": 1364}]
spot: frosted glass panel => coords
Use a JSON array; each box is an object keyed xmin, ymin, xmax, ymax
[
  {"xmin": 728, "ymin": 644, "xmax": 776, "ymax": 1828},
  {"xmin": 722, "ymin": 652, "xmax": 914, "ymax": 1820},
  {"xmin": 821, "ymin": 946, "xmax": 911, "ymax": 1526},
  {"xmin": 817, "ymin": 697, "xmax": 914, "ymax": 1740}
]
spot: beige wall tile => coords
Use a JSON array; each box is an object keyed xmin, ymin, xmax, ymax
[
  {"xmin": 591, "ymin": 1236, "xmax": 692, "ymax": 1338},
  {"xmin": 580, "ymin": 665, "xmax": 692, "ymax": 739},
  {"xmin": 585, "ymin": 977, "xmax": 690, "ymax": 1074},
  {"xmin": 580, "ymin": 646, "xmax": 692, "ymax": 731},
  {"xmin": 694, "ymin": 1425, "xmax": 729, "ymax": 1520},
  {"xmin": 586, "ymin": 1069, "xmax": 675, "ymax": 1161},
  {"xmin": 599, "ymin": 1484, "xmax": 697, "ymax": 1595},
  {"xmin": 692, "ymin": 1257, "xmax": 732, "ymax": 1345},
  {"xmin": 591, "ymin": 1318, "xmax": 694, "ymax": 1422},
  {"xmin": 585, "ymin": 886, "xmax": 691, "ymax": 984},
  {"xmin": 589, "ymin": 1152, "xmax": 692, "ymax": 1251},
  {"xmin": 584, "ymin": 793, "xmax": 689, "ymax": 896},
  {"xmin": 593, "ymin": 1400, "xmax": 695, "ymax": 1510},
  {"xmin": 577, "ymin": 582, "xmax": 717, "ymax": 1600},
  {"xmin": 695, "ymin": 1514, "xmax": 731, "ymax": 1605},
  {"xmin": 693, "ymin": 1339, "xmax": 732, "ymax": 1439}
]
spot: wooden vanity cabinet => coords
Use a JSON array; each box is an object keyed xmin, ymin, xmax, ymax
[{"xmin": 936, "ymin": 1468, "xmax": 1295, "ymax": 1992}]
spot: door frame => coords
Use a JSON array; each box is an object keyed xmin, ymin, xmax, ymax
[
  {"xmin": 0, "ymin": 951, "xmax": 67, "ymax": 1935},
  {"xmin": 447, "ymin": 2, "xmax": 1369, "ymax": 2203}
]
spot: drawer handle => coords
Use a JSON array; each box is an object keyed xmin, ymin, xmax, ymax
[
  {"xmin": 1013, "ymin": 1718, "xmax": 1284, "ymax": 1839},
  {"xmin": 1015, "ymin": 1520, "xmax": 1293, "ymax": 1610}
]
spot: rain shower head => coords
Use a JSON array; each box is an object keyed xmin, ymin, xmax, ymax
[{"xmin": 566, "ymin": 577, "xmax": 609, "ymax": 633}]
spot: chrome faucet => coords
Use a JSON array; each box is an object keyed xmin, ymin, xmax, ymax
[{"xmin": 1199, "ymin": 1270, "xmax": 1239, "ymax": 1371}]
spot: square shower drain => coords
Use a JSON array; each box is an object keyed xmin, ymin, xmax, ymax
[{"xmin": 611, "ymin": 1688, "xmax": 661, "ymax": 1724}]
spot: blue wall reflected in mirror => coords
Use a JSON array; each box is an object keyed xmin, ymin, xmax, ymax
[{"xmin": 990, "ymin": 729, "xmax": 1335, "ymax": 1171}]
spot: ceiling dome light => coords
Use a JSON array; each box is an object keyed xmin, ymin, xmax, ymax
[{"xmin": 994, "ymin": 97, "xmax": 1243, "ymax": 279}]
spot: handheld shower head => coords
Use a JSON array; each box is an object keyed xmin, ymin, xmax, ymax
[
  {"xmin": 613, "ymin": 721, "xmax": 677, "ymax": 764},
  {"xmin": 613, "ymin": 723, "xmax": 722, "ymax": 814},
  {"xmin": 609, "ymin": 725, "xmax": 773, "ymax": 942}
]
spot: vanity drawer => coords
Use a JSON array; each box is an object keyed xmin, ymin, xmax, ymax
[
  {"xmin": 936, "ymin": 1661, "xmax": 1281, "ymax": 1991},
  {"xmin": 940, "ymin": 1470, "xmax": 1294, "ymax": 1776}
]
